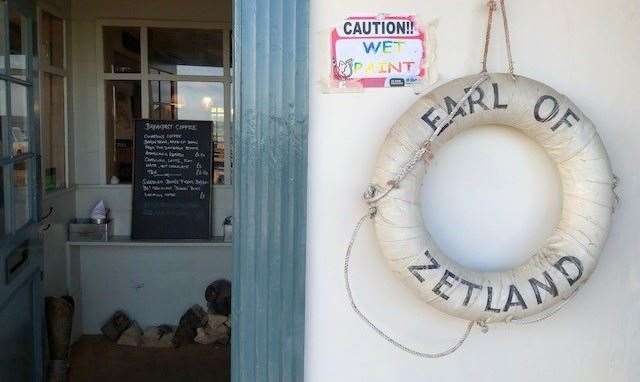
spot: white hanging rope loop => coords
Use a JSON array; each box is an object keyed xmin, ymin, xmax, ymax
[{"xmin": 344, "ymin": 209, "xmax": 486, "ymax": 358}]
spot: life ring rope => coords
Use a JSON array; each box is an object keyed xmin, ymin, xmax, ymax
[
  {"xmin": 344, "ymin": 209, "xmax": 487, "ymax": 358},
  {"xmin": 344, "ymin": 209, "xmax": 583, "ymax": 358},
  {"xmin": 347, "ymin": 73, "xmax": 617, "ymax": 355},
  {"xmin": 344, "ymin": 70, "xmax": 494, "ymax": 358},
  {"xmin": 364, "ymin": 74, "xmax": 490, "ymax": 205}
]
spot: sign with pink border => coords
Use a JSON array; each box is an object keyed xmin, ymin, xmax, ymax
[{"xmin": 330, "ymin": 14, "xmax": 426, "ymax": 88}]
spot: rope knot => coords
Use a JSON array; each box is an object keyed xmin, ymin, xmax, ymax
[
  {"xmin": 368, "ymin": 206, "xmax": 378, "ymax": 219},
  {"xmin": 611, "ymin": 174, "xmax": 620, "ymax": 213},
  {"xmin": 475, "ymin": 320, "xmax": 489, "ymax": 334},
  {"xmin": 482, "ymin": 0, "xmax": 515, "ymax": 75},
  {"xmin": 363, "ymin": 184, "xmax": 378, "ymax": 201}
]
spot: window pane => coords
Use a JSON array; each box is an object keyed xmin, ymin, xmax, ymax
[
  {"xmin": 148, "ymin": 28, "xmax": 223, "ymax": 76},
  {"xmin": 103, "ymin": 26, "xmax": 140, "ymax": 73},
  {"xmin": 14, "ymin": 160, "xmax": 30, "ymax": 229},
  {"xmin": 229, "ymin": 84, "xmax": 233, "ymax": 184},
  {"xmin": 105, "ymin": 80, "xmax": 141, "ymax": 184},
  {"xmin": 9, "ymin": 5, "xmax": 27, "ymax": 80},
  {"xmin": 149, "ymin": 81, "xmax": 225, "ymax": 184},
  {"xmin": 40, "ymin": 11, "xmax": 64, "ymax": 68},
  {"xmin": 42, "ymin": 73, "xmax": 66, "ymax": 191},
  {"xmin": 11, "ymin": 83, "xmax": 29, "ymax": 156}
]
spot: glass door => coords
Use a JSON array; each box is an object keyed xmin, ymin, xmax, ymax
[{"xmin": 0, "ymin": 0, "xmax": 44, "ymax": 380}]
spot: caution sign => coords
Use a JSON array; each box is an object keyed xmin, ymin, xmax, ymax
[{"xmin": 330, "ymin": 15, "xmax": 426, "ymax": 88}]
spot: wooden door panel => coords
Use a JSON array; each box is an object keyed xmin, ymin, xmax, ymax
[{"xmin": 0, "ymin": 273, "xmax": 40, "ymax": 381}]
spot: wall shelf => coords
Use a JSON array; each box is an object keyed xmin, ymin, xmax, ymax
[{"xmin": 66, "ymin": 235, "xmax": 231, "ymax": 248}]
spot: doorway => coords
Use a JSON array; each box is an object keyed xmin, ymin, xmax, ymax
[
  {"xmin": 0, "ymin": 0, "xmax": 309, "ymax": 380},
  {"xmin": 62, "ymin": 1, "xmax": 234, "ymax": 381}
]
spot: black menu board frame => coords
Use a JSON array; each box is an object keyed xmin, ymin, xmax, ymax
[{"xmin": 131, "ymin": 119, "xmax": 212, "ymax": 240}]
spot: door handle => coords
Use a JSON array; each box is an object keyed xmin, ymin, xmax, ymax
[
  {"xmin": 9, "ymin": 249, "xmax": 29, "ymax": 275},
  {"xmin": 6, "ymin": 244, "xmax": 30, "ymax": 284},
  {"xmin": 39, "ymin": 207, "xmax": 54, "ymax": 232},
  {"xmin": 39, "ymin": 206, "xmax": 54, "ymax": 222}
]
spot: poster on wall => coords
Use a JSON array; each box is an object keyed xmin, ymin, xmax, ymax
[{"xmin": 329, "ymin": 14, "xmax": 428, "ymax": 88}]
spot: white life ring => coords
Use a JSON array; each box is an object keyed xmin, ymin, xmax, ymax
[{"xmin": 370, "ymin": 73, "xmax": 615, "ymax": 323}]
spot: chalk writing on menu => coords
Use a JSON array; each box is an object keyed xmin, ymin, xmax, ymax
[
  {"xmin": 142, "ymin": 122, "xmax": 208, "ymax": 200},
  {"xmin": 132, "ymin": 119, "xmax": 212, "ymax": 240}
]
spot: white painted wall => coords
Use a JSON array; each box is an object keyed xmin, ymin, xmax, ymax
[
  {"xmin": 42, "ymin": 189, "xmax": 76, "ymax": 297},
  {"xmin": 306, "ymin": 1, "xmax": 640, "ymax": 381},
  {"xmin": 73, "ymin": 244, "xmax": 231, "ymax": 333}
]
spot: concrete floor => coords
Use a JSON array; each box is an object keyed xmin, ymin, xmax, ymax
[{"xmin": 69, "ymin": 335, "xmax": 230, "ymax": 382}]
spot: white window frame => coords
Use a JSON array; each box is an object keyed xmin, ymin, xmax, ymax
[
  {"xmin": 96, "ymin": 19, "xmax": 232, "ymax": 186},
  {"xmin": 38, "ymin": 3, "xmax": 70, "ymax": 194}
]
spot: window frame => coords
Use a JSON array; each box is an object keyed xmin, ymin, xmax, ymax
[
  {"xmin": 37, "ymin": 4, "xmax": 70, "ymax": 194},
  {"xmin": 96, "ymin": 19, "xmax": 232, "ymax": 186}
]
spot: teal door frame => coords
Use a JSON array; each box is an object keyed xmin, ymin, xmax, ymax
[
  {"xmin": 231, "ymin": 0, "xmax": 309, "ymax": 380},
  {"xmin": 0, "ymin": 0, "xmax": 45, "ymax": 381}
]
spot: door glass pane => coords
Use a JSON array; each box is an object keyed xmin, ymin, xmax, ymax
[
  {"xmin": 0, "ymin": 80, "xmax": 5, "ymax": 152},
  {"xmin": 0, "ymin": 5, "xmax": 6, "ymax": 74},
  {"xmin": 40, "ymin": 11, "xmax": 64, "ymax": 68},
  {"xmin": 105, "ymin": 80, "xmax": 141, "ymax": 184},
  {"xmin": 148, "ymin": 28, "xmax": 223, "ymax": 76},
  {"xmin": 42, "ymin": 73, "xmax": 66, "ymax": 191},
  {"xmin": 11, "ymin": 83, "xmax": 28, "ymax": 156},
  {"xmin": 0, "ymin": 166, "xmax": 4, "ymax": 237},
  {"xmin": 149, "ymin": 81, "xmax": 224, "ymax": 184},
  {"xmin": 229, "ymin": 84, "xmax": 233, "ymax": 183},
  {"xmin": 103, "ymin": 26, "xmax": 140, "ymax": 73},
  {"xmin": 14, "ymin": 160, "xmax": 30, "ymax": 229},
  {"xmin": 9, "ymin": 5, "xmax": 27, "ymax": 80},
  {"xmin": 0, "ymin": 280, "xmax": 35, "ymax": 380}
]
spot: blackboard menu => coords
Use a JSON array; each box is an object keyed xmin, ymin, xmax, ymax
[{"xmin": 132, "ymin": 119, "xmax": 212, "ymax": 240}]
